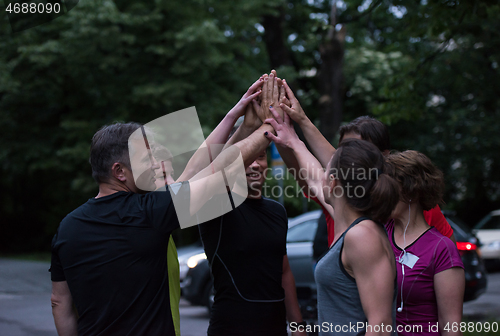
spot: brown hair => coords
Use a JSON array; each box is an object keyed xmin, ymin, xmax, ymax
[
  {"xmin": 89, "ymin": 122, "xmax": 142, "ymax": 184},
  {"xmin": 328, "ymin": 138, "xmax": 400, "ymax": 223},
  {"xmin": 386, "ymin": 150, "xmax": 444, "ymax": 211},
  {"xmin": 339, "ymin": 116, "xmax": 391, "ymax": 152}
]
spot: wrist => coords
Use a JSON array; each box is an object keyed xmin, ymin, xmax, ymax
[
  {"xmin": 298, "ymin": 115, "xmax": 312, "ymax": 128},
  {"xmin": 261, "ymin": 123, "xmax": 276, "ymax": 137},
  {"xmin": 225, "ymin": 112, "xmax": 239, "ymax": 124},
  {"xmin": 290, "ymin": 139, "xmax": 305, "ymax": 151},
  {"xmin": 242, "ymin": 119, "xmax": 262, "ymax": 132}
]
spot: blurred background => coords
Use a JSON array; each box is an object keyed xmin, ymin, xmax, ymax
[{"xmin": 0, "ymin": 0, "xmax": 499, "ymax": 254}]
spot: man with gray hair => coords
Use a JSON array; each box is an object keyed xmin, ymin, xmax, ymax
[{"xmin": 49, "ymin": 77, "xmax": 277, "ymax": 336}]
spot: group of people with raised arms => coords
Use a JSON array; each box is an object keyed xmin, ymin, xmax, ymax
[
  {"xmin": 260, "ymin": 70, "xmax": 465, "ymax": 335},
  {"xmin": 50, "ymin": 68, "xmax": 464, "ymax": 336}
]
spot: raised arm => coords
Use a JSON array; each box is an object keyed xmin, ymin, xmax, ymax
[
  {"xmin": 223, "ymin": 85, "xmax": 263, "ymax": 150},
  {"xmin": 176, "ymin": 78, "xmax": 263, "ymax": 182},
  {"xmin": 281, "ymin": 79, "xmax": 336, "ymax": 168},
  {"xmin": 187, "ymin": 122, "xmax": 275, "ymax": 215},
  {"xmin": 264, "ymin": 107, "xmax": 333, "ymax": 216}
]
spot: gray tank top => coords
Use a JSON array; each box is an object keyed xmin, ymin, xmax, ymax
[{"xmin": 315, "ymin": 217, "xmax": 397, "ymax": 336}]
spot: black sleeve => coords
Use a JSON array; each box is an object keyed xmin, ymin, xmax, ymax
[
  {"xmin": 145, "ymin": 182, "xmax": 190, "ymax": 234},
  {"xmin": 50, "ymin": 232, "xmax": 66, "ymax": 282}
]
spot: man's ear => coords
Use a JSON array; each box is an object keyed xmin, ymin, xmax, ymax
[{"xmin": 111, "ymin": 163, "xmax": 127, "ymax": 182}]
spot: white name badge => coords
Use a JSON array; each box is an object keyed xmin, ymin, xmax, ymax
[{"xmin": 399, "ymin": 252, "xmax": 419, "ymax": 269}]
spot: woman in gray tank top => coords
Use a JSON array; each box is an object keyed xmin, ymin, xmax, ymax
[
  {"xmin": 265, "ymin": 97, "xmax": 401, "ymax": 335},
  {"xmin": 313, "ymin": 139, "xmax": 400, "ymax": 336}
]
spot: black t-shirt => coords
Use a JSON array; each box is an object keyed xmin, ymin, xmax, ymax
[
  {"xmin": 50, "ymin": 190, "xmax": 180, "ymax": 336},
  {"xmin": 199, "ymin": 197, "xmax": 288, "ymax": 336}
]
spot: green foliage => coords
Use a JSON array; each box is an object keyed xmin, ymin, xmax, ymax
[{"xmin": 1, "ymin": 0, "xmax": 499, "ymax": 251}]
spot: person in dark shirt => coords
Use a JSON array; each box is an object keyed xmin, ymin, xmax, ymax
[
  {"xmin": 50, "ymin": 76, "xmax": 281, "ymax": 336},
  {"xmin": 199, "ymin": 149, "xmax": 305, "ymax": 336},
  {"xmin": 198, "ymin": 71, "xmax": 306, "ymax": 336}
]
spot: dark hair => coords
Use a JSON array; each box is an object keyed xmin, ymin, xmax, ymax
[
  {"xmin": 338, "ymin": 116, "xmax": 391, "ymax": 152},
  {"xmin": 386, "ymin": 150, "xmax": 444, "ymax": 211},
  {"xmin": 89, "ymin": 122, "xmax": 142, "ymax": 184},
  {"xmin": 328, "ymin": 138, "xmax": 399, "ymax": 223}
]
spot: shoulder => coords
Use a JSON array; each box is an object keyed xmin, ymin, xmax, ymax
[
  {"xmin": 427, "ymin": 228, "xmax": 464, "ymax": 271},
  {"xmin": 426, "ymin": 228, "xmax": 460, "ymax": 258},
  {"xmin": 344, "ymin": 220, "xmax": 387, "ymax": 256},
  {"xmin": 262, "ymin": 197, "xmax": 287, "ymax": 216}
]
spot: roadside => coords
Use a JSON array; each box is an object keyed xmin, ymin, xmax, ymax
[{"xmin": 0, "ymin": 258, "xmax": 498, "ymax": 336}]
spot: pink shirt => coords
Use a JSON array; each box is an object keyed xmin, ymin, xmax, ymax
[{"xmin": 386, "ymin": 221, "xmax": 463, "ymax": 335}]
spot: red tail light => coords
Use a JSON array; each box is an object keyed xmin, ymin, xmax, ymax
[{"xmin": 456, "ymin": 242, "xmax": 477, "ymax": 251}]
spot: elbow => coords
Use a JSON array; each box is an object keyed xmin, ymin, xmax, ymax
[{"xmin": 51, "ymin": 293, "xmax": 60, "ymax": 309}]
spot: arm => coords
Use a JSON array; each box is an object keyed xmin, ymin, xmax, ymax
[
  {"xmin": 264, "ymin": 109, "xmax": 333, "ymax": 216},
  {"xmin": 343, "ymin": 224, "xmax": 395, "ymax": 336},
  {"xmin": 435, "ymin": 268, "xmax": 465, "ymax": 336},
  {"xmin": 223, "ymin": 89, "xmax": 263, "ymax": 150},
  {"xmin": 281, "ymin": 79, "xmax": 336, "ymax": 168},
  {"xmin": 187, "ymin": 123, "xmax": 275, "ymax": 215},
  {"xmin": 51, "ymin": 281, "xmax": 78, "ymax": 336},
  {"xmin": 176, "ymin": 78, "xmax": 263, "ymax": 182},
  {"xmin": 282, "ymin": 255, "xmax": 307, "ymax": 336}
]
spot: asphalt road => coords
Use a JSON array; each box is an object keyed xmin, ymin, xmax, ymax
[{"xmin": 0, "ymin": 258, "xmax": 498, "ymax": 336}]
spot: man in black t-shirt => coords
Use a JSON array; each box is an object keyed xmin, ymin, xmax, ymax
[
  {"xmin": 199, "ymin": 148, "xmax": 306, "ymax": 336},
  {"xmin": 50, "ymin": 80, "xmax": 280, "ymax": 335},
  {"xmin": 50, "ymin": 122, "xmax": 185, "ymax": 336}
]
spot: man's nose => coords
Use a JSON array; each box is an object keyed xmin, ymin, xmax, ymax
[
  {"xmin": 248, "ymin": 161, "xmax": 259, "ymax": 170},
  {"xmin": 151, "ymin": 156, "xmax": 160, "ymax": 170}
]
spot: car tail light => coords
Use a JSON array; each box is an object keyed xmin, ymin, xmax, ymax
[{"xmin": 457, "ymin": 242, "xmax": 477, "ymax": 251}]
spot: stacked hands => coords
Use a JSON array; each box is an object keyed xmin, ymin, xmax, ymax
[{"xmin": 229, "ymin": 70, "xmax": 306, "ymax": 149}]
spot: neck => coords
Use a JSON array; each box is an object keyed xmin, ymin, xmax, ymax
[
  {"xmin": 393, "ymin": 203, "xmax": 429, "ymax": 234},
  {"xmin": 96, "ymin": 180, "xmax": 135, "ymax": 198},
  {"xmin": 246, "ymin": 187, "xmax": 262, "ymax": 199},
  {"xmin": 331, "ymin": 197, "xmax": 363, "ymax": 243}
]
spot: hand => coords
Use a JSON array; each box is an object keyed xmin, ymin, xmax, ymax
[
  {"xmin": 263, "ymin": 105, "xmax": 301, "ymax": 149},
  {"xmin": 257, "ymin": 71, "xmax": 285, "ymax": 122},
  {"xmin": 227, "ymin": 77, "xmax": 263, "ymax": 120},
  {"xmin": 242, "ymin": 98, "xmax": 262, "ymax": 130},
  {"xmin": 280, "ymin": 79, "xmax": 307, "ymax": 125}
]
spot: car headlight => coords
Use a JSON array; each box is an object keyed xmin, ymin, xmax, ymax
[
  {"xmin": 187, "ymin": 253, "xmax": 207, "ymax": 268},
  {"xmin": 487, "ymin": 241, "xmax": 500, "ymax": 249}
]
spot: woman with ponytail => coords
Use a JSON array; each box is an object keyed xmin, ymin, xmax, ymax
[
  {"xmin": 266, "ymin": 112, "xmax": 399, "ymax": 336},
  {"xmin": 385, "ymin": 151, "xmax": 464, "ymax": 336}
]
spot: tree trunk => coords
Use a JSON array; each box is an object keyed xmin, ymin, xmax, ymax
[
  {"xmin": 318, "ymin": 3, "xmax": 345, "ymax": 142},
  {"xmin": 261, "ymin": 11, "xmax": 294, "ymax": 69}
]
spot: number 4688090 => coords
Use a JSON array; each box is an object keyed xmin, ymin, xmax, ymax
[{"xmin": 6, "ymin": 2, "xmax": 61, "ymax": 14}]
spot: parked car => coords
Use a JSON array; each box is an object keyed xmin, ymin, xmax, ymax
[
  {"xmin": 178, "ymin": 210, "xmax": 487, "ymax": 316},
  {"xmin": 177, "ymin": 242, "xmax": 213, "ymax": 309},
  {"xmin": 443, "ymin": 211, "xmax": 488, "ymax": 301},
  {"xmin": 473, "ymin": 209, "xmax": 500, "ymax": 265}
]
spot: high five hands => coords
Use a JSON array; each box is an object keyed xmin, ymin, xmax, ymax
[{"xmin": 235, "ymin": 69, "xmax": 304, "ymax": 146}]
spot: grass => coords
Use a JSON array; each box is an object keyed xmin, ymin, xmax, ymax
[{"xmin": 0, "ymin": 252, "xmax": 51, "ymax": 262}]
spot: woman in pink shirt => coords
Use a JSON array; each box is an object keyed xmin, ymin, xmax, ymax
[{"xmin": 386, "ymin": 150, "xmax": 464, "ymax": 336}]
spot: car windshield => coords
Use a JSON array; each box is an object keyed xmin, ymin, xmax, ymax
[
  {"xmin": 287, "ymin": 220, "xmax": 318, "ymax": 243},
  {"xmin": 475, "ymin": 214, "xmax": 500, "ymax": 230}
]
